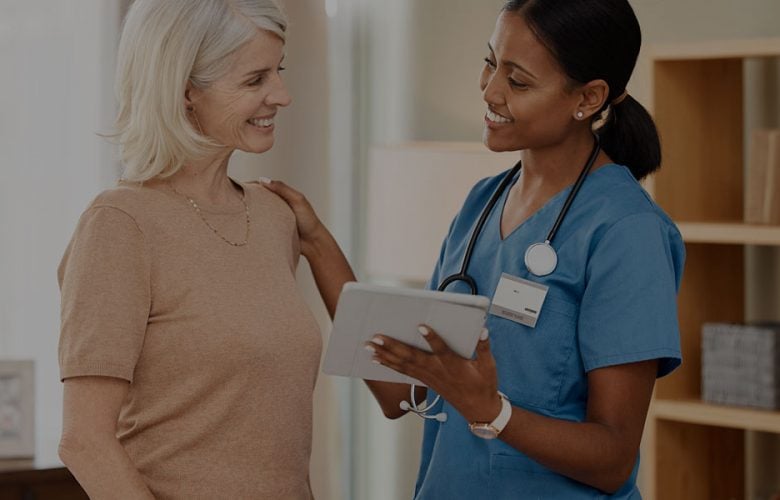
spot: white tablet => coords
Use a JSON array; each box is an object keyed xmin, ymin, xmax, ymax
[{"xmin": 323, "ymin": 282, "xmax": 491, "ymax": 385}]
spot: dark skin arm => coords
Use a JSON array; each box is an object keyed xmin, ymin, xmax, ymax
[
  {"xmin": 260, "ymin": 178, "xmax": 656, "ymax": 492},
  {"xmin": 258, "ymin": 179, "xmax": 425, "ymax": 418},
  {"xmin": 369, "ymin": 326, "xmax": 657, "ymax": 494}
]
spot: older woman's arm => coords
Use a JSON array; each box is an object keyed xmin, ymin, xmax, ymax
[{"xmin": 60, "ymin": 376, "xmax": 155, "ymax": 499}]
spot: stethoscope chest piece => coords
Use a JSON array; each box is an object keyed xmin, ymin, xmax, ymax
[{"xmin": 524, "ymin": 241, "xmax": 557, "ymax": 277}]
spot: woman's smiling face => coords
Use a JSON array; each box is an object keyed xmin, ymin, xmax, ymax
[
  {"xmin": 187, "ymin": 29, "xmax": 291, "ymax": 155},
  {"xmin": 480, "ymin": 11, "xmax": 582, "ymax": 153}
]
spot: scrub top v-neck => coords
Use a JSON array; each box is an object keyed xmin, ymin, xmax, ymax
[{"xmin": 414, "ymin": 163, "xmax": 684, "ymax": 500}]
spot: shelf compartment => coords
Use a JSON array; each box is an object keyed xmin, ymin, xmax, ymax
[
  {"xmin": 652, "ymin": 57, "xmax": 744, "ymax": 222},
  {"xmin": 652, "ymin": 399, "xmax": 780, "ymax": 433},
  {"xmin": 678, "ymin": 222, "xmax": 780, "ymax": 245},
  {"xmin": 655, "ymin": 420, "xmax": 744, "ymax": 500},
  {"xmin": 655, "ymin": 244, "xmax": 744, "ymax": 401}
]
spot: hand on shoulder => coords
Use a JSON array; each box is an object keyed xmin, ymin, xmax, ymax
[{"xmin": 248, "ymin": 178, "xmax": 330, "ymax": 251}]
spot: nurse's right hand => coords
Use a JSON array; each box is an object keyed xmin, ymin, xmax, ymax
[
  {"xmin": 257, "ymin": 178, "xmax": 358, "ymax": 323},
  {"xmin": 256, "ymin": 178, "xmax": 329, "ymax": 256}
]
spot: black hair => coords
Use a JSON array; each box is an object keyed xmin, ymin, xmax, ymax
[{"xmin": 503, "ymin": 0, "xmax": 660, "ymax": 180}]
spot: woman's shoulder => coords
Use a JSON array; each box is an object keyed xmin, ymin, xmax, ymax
[
  {"xmin": 240, "ymin": 180, "xmax": 296, "ymax": 223},
  {"xmin": 588, "ymin": 164, "xmax": 678, "ymax": 231},
  {"xmin": 579, "ymin": 165, "xmax": 683, "ymax": 260},
  {"xmin": 85, "ymin": 181, "xmax": 171, "ymax": 226}
]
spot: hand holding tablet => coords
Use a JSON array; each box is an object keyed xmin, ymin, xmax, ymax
[{"xmin": 323, "ymin": 283, "xmax": 490, "ymax": 385}]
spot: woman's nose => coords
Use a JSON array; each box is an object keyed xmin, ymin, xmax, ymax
[
  {"xmin": 269, "ymin": 76, "xmax": 292, "ymax": 107},
  {"xmin": 481, "ymin": 72, "xmax": 502, "ymax": 106}
]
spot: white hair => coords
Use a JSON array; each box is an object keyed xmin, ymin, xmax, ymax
[{"xmin": 112, "ymin": 0, "xmax": 287, "ymax": 182}]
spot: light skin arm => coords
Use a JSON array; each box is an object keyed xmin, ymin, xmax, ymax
[
  {"xmin": 59, "ymin": 376, "xmax": 155, "ymax": 499},
  {"xmin": 369, "ymin": 325, "xmax": 657, "ymax": 494},
  {"xmin": 258, "ymin": 179, "xmax": 425, "ymax": 418}
]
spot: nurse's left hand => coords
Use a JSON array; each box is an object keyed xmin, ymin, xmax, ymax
[{"xmin": 367, "ymin": 325, "xmax": 503, "ymax": 423}]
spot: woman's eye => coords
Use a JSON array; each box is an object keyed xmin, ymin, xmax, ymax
[
  {"xmin": 250, "ymin": 67, "xmax": 284, "ymax": 86},
  {"xmin": 508, "ymin": 78, "xmax": 528, "ymax": 89},
  {"xmin": 483, "ymin": 57, "xmax": 496, "ymax": 70}
]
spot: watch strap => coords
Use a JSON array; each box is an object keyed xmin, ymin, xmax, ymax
[{"xmin": 491, "ymin": 392, "xmax": 511, "ymax": 434}]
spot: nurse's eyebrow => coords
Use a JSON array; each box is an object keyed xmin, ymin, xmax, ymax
[{"xmin": 487, "ymin": 43, "xmax": 537, "ymax": 80}]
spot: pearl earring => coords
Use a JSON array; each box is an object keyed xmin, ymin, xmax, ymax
[{"xmin": 576, "ymin": 111, "xmax": 584, "ymax": 119}]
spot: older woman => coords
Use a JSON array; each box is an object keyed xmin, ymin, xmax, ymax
[{"xmin": 57, "ymin": 1, "xmax": 321, "ymax": 498}]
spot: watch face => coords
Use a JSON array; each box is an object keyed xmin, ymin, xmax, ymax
[{"xmin": 470, "ymin": 424, "xmax": 498, "ymax": 440}]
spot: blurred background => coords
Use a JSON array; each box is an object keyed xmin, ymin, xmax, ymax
[{"xmin": 1, "ymin": 1, "xmax": 780, "ymax": 499}]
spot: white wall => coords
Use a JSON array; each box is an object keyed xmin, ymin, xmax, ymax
[{"xmin": 0, "ymin": 0, "xmax": 123, "ymax": 464}]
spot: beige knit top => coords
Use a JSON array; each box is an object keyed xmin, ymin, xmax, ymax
[{"xmin": 58, "ymin": 180, "xmax": 322, "ymax": 499}]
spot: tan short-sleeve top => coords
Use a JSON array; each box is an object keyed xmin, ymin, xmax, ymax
[{"xmin": 58, "ymin": 180, "xmax": 322, "ymax": 499}]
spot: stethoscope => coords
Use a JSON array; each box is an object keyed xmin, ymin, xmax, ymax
[{"xmin": 402, "ymin": 135, "xmax": 602, "ymax": 422}]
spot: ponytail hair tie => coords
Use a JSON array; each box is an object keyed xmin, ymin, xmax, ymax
[{"xmin": 612, "ymin": 90, "xmax": 629, "ymax": 106}]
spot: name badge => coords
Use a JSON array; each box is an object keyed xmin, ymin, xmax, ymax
[{"xmin": 490, "ymin": 273, "xmax": 549, "ymax": 328}]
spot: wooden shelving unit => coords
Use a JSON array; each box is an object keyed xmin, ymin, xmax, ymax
[
  {"xmin": 677, "ymin": 222, "xmax": 780, "ymax": 246},
  {"xmin": 644, "ymin": 38, "xmax": 780, "ymax": 500},
  {"xmin": 652, "ymin": 400, "xmax": 780, "ymax": 434}
]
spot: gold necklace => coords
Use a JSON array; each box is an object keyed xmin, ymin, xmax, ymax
[{"xmin": 168, "ymin": 181, "xmax": 250, "ymax": 247}]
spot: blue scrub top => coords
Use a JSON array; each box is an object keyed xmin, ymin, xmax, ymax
[{"xmin": 414, "ymin": 164, "xmax": 684, "ymax": 500}]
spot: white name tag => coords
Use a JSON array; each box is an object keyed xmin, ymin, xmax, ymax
[{"xmin": 490, "ymin": 273, "xmax": 549, "ymax": 328}]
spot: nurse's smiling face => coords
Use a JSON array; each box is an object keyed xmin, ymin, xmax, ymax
[{"xmin": 480, "ymin": 12, "xmax": 583, "ymax": 152}]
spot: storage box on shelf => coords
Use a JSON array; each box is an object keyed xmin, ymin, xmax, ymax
[
  {"xmin": 644, "ymin": 37, "xmax": 780, "ymax": 500},
  {"xmin": 702, "ymin": 323, "xmax": 780, "ymax": 410}
]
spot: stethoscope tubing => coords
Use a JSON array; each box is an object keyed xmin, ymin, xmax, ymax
[
  {"xmin": 406, "ymin": 135, "xmax": 603, "ymax": 422},
  {"xmin": 437, "ymin": 160, "xmax": 522, "ymax": 296},
  {"xmin": 545, "ymin": 135, "xmax": 601, "ymax": 243}
]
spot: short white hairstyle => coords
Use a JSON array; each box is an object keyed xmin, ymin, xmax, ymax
[{"xmin": 113, "ymin": 0, "xmax": 287, "ymax": 182}]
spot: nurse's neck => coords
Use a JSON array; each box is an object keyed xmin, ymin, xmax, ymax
[{"xmin": 518, "ymin": 132, "xmax": 612, "ymax": 196}]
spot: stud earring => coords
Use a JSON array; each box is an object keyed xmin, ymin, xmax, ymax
[{"xmin": 576, "ymin": 111, "xmax": 584, "ymax": 119}]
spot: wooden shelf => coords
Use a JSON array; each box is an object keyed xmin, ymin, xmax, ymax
[
  {"xmin": 646, "ymin": 36, "xmax": 780, "ymax": 500},
  {"xmin": 677, "ymin": 222, "xmax": 780, "ymax": 245},
  {"xmin": 649, "ymin": 37, "xmax": 780, "ymax": 61},
  {"xmin": 652, "ymin": 399, "xmax": 780, "ymax": 434}
]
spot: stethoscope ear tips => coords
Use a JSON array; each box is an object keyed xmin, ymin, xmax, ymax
[
  {"xmin": 434, "ymin": 412, "xmax": 448, "ymax": 423},
  {"xmin": 399, "ymin": 400, "xmax": 411, "ymax": 411}
]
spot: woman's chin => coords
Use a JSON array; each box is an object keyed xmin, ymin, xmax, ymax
[
  {"xmin": 240, "ymin": 140, "xmax": 275, "ymax": 155},
  {"xmin": 482, "ymin": 133, "xmax": 517, "ymax": 153}
]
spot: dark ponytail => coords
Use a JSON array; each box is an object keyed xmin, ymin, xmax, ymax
[
  {"xmin": 503, "ymin": 0, "xmax": 661, "ymax": 180},
  {"xmin": 599, "ymin": 96, "xmax": 661, "ymax": 180}
]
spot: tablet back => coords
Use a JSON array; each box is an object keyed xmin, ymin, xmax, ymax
[{"xmin": 323, "ymin": 283, "xmax": 490, "ymax": 385}]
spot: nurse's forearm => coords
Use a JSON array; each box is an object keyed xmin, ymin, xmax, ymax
[
  {"xmin": 302, "ymin": 229, "xmax": 426, "ymax": 419},
  {"xmin": 301, "ymin": 227, "xmax": 356, "ymax": 318},
  {"xmin": 364, "ymin": 380, "xmax": 427, "ymax": 419},
  {"xmin": 498, "ymin": 409, "xmax": 638, "ymax": 494}
]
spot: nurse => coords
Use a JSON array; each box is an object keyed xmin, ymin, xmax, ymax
[{"xmin": 266, "ymin": 0, "xmax": 683, "ymax": 497}]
